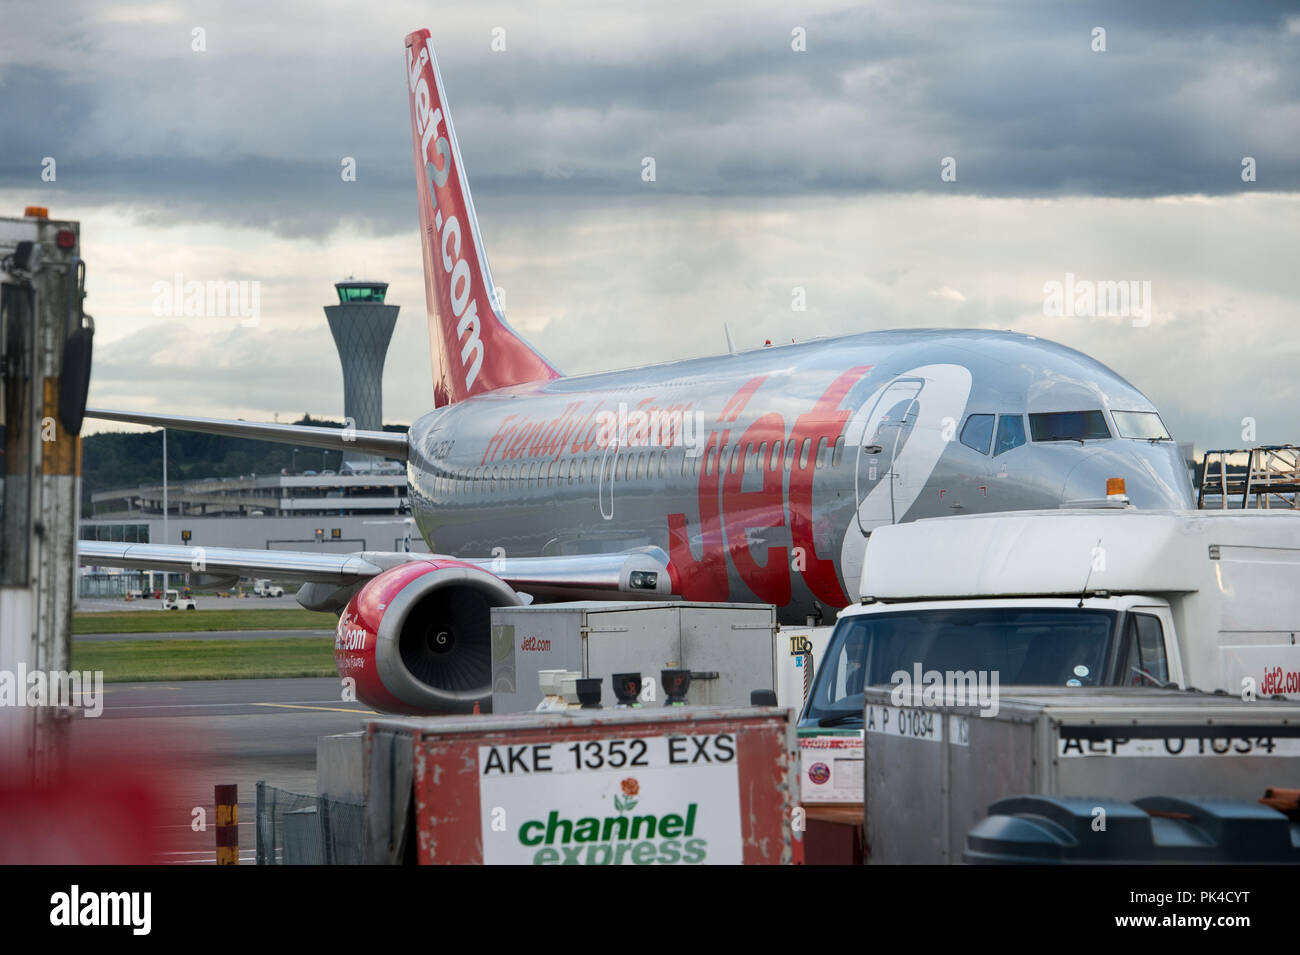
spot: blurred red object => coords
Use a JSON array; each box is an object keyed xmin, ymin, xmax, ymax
[{"xmin": 0, "ymin": 760, "xmax": 167, "ymax": 864}]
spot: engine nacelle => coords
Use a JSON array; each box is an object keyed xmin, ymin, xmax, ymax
[{"xmin": 335, "ymin": 560, "xmax": 522, "ymax": 713}]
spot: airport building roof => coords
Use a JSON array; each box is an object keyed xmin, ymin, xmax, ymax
[{"xmin": 89, "ymin": 470, "xmax": 408, "ymax": 519}]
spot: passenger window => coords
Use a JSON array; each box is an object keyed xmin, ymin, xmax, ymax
[
  {"xmin": 770, "ymin": 442, "xmax": 782, "ymax": 470},
  {"xmin": 832, "ymin": 436, "xmax": 845, "ymax": 467},
  {"xmin": 815, "ymin": 436, "xmax": 829, "ymax": 469},
  {"xmin": 799, "ymin": 438, "xmax": 812, "ymax": 469},
  {"xmin": 1119, "ymin": 613, "xmax": 1168, "ymax": 687},
  {"xmin": 658, "ymin": 450, "xmax": 667, "ymax": 478},
  {"xmin": 636, "ymin": 453, "xmax": 645, "ymax": 480},
  {"xmin": 993, "ymin": 415, "xmax": 1026, "ymax": 456},
  {"xmin": 959, "ymin": 414, "xmax": 995, "ymax": 455}
]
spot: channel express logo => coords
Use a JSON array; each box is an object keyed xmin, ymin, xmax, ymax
[
  {"xmin": 479, "ymin": 733, "xmax": 742, "ymax": 864},
  {"xmin": 515, "ymin": 778, "xmax": 708, "ymax": 865}
]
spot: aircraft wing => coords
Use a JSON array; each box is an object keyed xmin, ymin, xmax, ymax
[
  {"xmin": 78, "ymin": 542, "xmax": 673, "ymax": 604},
  {"xmin": 78, "ymin": 541, "xmax": 394, "ymax": 585},
  {"xmin": 80, "ymin": 409, "xmax": 672, "ymax": 605},
  {"xmin": 85, "ymin": 408, "xmax": 407, "ymax": 460}
]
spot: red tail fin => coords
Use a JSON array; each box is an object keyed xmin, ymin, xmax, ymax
[{"xmin": 404, "ymin": 29, "xmax": 560, "ymax": 405}]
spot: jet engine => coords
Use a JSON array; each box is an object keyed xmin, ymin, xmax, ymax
[{"xmin": 334, "ymin": 559, "xmax": 522, "ymax": 713}]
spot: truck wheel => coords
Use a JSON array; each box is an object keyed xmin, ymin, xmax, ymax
[{"xmin": 186, "ymin": 605, "xmax": 196, "ymax": 610}]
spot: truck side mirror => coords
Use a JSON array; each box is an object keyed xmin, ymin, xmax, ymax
[
  {"xmin": 58, "ymin": 259, "xmax": 93, "ymax": 437},
  {"xmin": 58, "ymin": 320, "xmax": 93, "ymax": 436}
]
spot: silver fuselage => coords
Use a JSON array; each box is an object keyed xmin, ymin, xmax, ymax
[{"xmin": 405, "ymin": 329, "xmax": 1193, "ymax": 623}]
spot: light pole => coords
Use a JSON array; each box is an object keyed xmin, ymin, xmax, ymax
[{"xmin": 161, "ymin": 427, "xmax": 168, "ymax": 597}]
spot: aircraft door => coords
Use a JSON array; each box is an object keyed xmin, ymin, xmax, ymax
[
  {"xmin": 850, "ymin": 378, "xmax": 924, "ymax": 534},
  {"xmin": 598, "ymin": 440, "xmax": 618, "ymax": 520}
]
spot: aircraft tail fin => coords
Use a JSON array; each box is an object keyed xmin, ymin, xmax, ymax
[{"xmin": 404, "ymin": 29, "xmax": 560, "ymax": 406}]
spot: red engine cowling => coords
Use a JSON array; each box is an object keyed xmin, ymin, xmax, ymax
[{"xmin": 335, "ymin": 559, "xmax": 522, "ymax": 713}]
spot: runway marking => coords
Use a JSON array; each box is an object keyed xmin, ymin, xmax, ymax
[
  {"xmin": 252, "ymin": 702, "xmax": 378, "ymax": 715},
  {"xmin": 172, "ymin": 855, "xmax": 256, "ymax": 864}
]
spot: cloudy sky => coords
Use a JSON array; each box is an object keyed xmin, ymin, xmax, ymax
[{"xmin": 3, "ymin": 0, "xmax": 1298, "ymax": 451}]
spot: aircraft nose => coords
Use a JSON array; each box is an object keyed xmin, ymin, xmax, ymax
[{"xmin": 1061, "ymin": 443, "xmax": 1194, "ymax": 509}]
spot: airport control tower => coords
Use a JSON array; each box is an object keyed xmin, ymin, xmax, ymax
[{"xmin": 324, "ymin": 280, "xmax": 400, "ymax": 472}]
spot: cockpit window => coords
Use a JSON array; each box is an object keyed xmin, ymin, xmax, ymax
[
  {"xmin": 959, "ymin": 414, "xmax": 994, "ymax": 454},
  {"xmin": 993, "ymin": 414, "xmax": 1026, "ymax": 456},
  {"xmin": 1029, "ymin": 410, "xmax": 1110, "ymax": 442},
  {"xmin": 1111, "ymin": 411, "xmax": 1171, "ymax": 441}
]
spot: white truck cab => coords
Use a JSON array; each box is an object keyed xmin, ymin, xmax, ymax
[{"xmin": 800, "ymin": 508, "xmax": 1300, "ymax": 736}]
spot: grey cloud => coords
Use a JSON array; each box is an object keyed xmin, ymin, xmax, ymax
[{"xmin": 3, "ymin": 1, "xmax": 1298, "ymax": 240}]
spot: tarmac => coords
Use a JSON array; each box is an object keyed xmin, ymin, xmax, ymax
[{"xmin": 71, "ymin": 677, "xmax": 374, "ymax": 864}]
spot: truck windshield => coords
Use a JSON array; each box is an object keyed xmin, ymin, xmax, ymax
[{"xmin": 800, "ymin": 607, "xmax": 1118, "ymax": 727}]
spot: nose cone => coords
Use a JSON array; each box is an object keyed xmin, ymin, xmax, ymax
[{"xmin": 1061, "ymin": 442, "xmax": 1194, "ymax": 509}]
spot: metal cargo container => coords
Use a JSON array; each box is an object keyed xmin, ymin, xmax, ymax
[
  {"xmin": 363, "ymin": 705, "xmax": 799, "ymax": 864},
  {"xmin": 862, "ymin": 686, "xmax": 1300, "ymax": 864},
  {"xmin": 490, "ymin": 601, "xmax": 777, "ymax": 713}
]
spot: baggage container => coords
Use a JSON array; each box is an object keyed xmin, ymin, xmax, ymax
[
  {"xmin": 490, "ymin": 601, "xmax": 777, "ymax": 713},
  {"xmin": 364, "ymin": 705, "xmax": 799, "ymax": 864},
  {"xmin": 862, "ymin": 686, "xmax": 1300, "ymax": 864}
]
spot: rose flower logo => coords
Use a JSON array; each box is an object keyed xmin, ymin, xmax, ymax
[{"xmin": 615, "ymin": 777, "xmax": 639, "ymax": 812}]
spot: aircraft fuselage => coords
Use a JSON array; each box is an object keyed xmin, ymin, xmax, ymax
[{"xmin": 406, "ymin": 328, "xmax": 1194, "ymax": 623}]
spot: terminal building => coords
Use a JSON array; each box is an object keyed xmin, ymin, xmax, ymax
[{"xmin": 79, "ymin": 279, "xmax": 429, "ymax": 597}]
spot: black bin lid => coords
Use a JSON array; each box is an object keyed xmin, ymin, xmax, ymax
[{"xmin": 964, "ymin": 794, "xmax": 1300, "ymax": 864}]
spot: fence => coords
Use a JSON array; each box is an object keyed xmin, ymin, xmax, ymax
[
  {"xmin": 78, "ymin": 570, "xmax": 150, "ymax": 598},
  {"xmin": 255, "ymin": 781, "xmax": 364, "ymax": 865}
]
